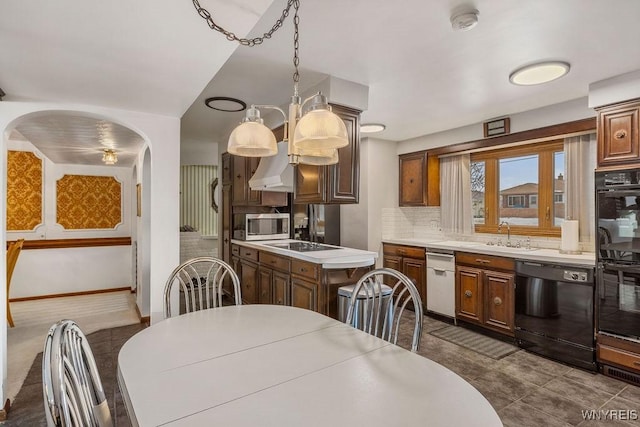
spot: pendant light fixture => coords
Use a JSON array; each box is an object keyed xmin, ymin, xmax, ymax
[{"xmin": 193, "ymin": 0, "xmax": 348, "ymax": 166}]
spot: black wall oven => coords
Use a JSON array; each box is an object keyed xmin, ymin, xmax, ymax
[{"xmin": 596, "ymin": 168, "xmax": 640, "ymax": 344}]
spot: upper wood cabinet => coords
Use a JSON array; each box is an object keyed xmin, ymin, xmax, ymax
[
  {"xmin": 399, "ymin": 151, "xmax": 440, "ymax": 206},
  {"xmin": 597, "ymin": 99, "xmax": 640, "ymax": 168},
  {"xmin": 294, "ymin": 105, "xmax": 360, "ymax": 204},
  {"xmin": 229, "ymin": 154, "xmax": 288, "ymax": 207}
]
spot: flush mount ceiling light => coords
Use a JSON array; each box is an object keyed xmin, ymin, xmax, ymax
[
  {"xmin": 192, "ymin": 0, "xmax": 348, "ymax": 166},
  {"xmin": 509, "ymin": 61, "xmax": 571, "ymax": 86},
  {"xmin": 360, "ymin": 123, "xmax": 386, "ymax": 134},
  {"xmin": 205, "ymin": 96, "xmax": 247, "ymax": 112},
  {"xmin": 102, "ymin": 149, "xmax": 118, "ymax": 165},
  {"xmin": 450, "ymin": 8, "xmax": 479, "ymax": 31}
]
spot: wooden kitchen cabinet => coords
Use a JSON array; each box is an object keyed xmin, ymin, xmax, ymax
[
  {"xmin": 597, "ymin": 99, "xmax": 640, "ymax": 168},
  {"xmin": 294, "ymin": 104, "xmax": 361, "ymax": 204},
  {"xmin": 455, "ymin": 252, "xmax": 515, "ymax": 336},
  {"xmin": 230, "ymin": 154, "xmax": 288, "ymax": 207},
  {"xmin": 399, "ymin": 151, "xmax": 440, "ymax": 206},
  {"xmin": 258, "ymin": 251, "xmax": 291, "ymax": 306},
  {"xmin": 233, "ymin": 244, "xmax": 259, "ymax": 305},
  {"xmin": 382, "ymin": 243, "xmax": 427, "ymax": 308}
]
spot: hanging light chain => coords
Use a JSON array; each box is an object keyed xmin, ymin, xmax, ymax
[
  {"xmin": 191, "ymin": 0, "xmax": 296, "ymax": 47},
  {"xmin": 292, "ymin": 0, "xmax": 300, "ymax": 95}
]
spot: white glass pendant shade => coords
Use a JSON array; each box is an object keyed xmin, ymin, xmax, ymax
[
  {"xmin": 228, "ymin": 121, "xmax": 277, "ymax": 157},
  {"xmin": 298, "ymin": 147, "xmax": 339, "ymax": 165},
  {"xmin": 293, "ymin": 108, "xmax": 349, "ymax": 150}
]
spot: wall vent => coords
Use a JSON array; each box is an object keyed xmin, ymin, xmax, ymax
[{"xmin": 602, "ymin": 365, "xmax": 640, "ymax": 386}]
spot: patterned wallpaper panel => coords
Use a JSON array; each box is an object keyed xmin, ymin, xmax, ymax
[
  {"xmin": 56, "ymin": 175, "xmax": 122, "ymax": 229},
  {"xmin": 7, "ymin": 150, "xmax": 43, "ymax": 231}
]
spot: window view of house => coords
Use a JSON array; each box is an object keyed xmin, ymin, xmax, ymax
[{"xmin": 470, "ymin": 140, "xmax": 564, "ymax": 235}]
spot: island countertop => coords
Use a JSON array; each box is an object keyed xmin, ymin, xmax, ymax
[{"xmin": 231, "ymin": 239, "xmax": 378, "ymax": 269}]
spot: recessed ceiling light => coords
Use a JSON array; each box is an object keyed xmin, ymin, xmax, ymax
[
  {"xmin": 509, "ymin": 61, "xmax": 570, "ymax": 86},
  {"xmin": 205, "ymin": 96, "xmax": 247, "ymax": 112},
  {"xmin": 360, "ymin": 123, "xmax": 386, "ymax": 133}
]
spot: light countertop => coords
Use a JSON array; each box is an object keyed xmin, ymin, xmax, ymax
[
  {"xmin": 383, "ymin": 238, "xmax": 596, "ymax": 267},
  {"xmin": 232, "ymin": 239, "xmax": 377, "ymax": 269}
]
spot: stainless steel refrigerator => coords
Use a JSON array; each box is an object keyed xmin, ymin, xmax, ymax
[{"xmin": 292, "ymin": 204, "xmax": 340, "ymax": 245}]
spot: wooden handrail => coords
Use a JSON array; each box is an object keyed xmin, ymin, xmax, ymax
[{"xmin": 6, "ymin": 237, "xmax": 132, "ymax": 250}]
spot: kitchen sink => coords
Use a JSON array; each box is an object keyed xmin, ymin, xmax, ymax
[{"xmin": 467, "ymin": 244, "xmax": 539, "ymax": 253}]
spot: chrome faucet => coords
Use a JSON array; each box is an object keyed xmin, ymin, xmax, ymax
[{"xmin": 498, "ymin": 221, "xmax": 511, "ymax": 246}]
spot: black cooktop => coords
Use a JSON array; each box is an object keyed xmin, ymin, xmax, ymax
[{"xmin": 265, "ymin": 241, "xmax": 342, "ymax": 252}]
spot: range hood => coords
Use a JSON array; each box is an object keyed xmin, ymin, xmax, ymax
[{"xmin": 248, "ymin": 141, "xmax": 294, "ymax": 193}]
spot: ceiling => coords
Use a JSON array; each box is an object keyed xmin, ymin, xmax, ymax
[{"xmin": 2, "ymin": 1, "xmax": 640, "ymax": 165}]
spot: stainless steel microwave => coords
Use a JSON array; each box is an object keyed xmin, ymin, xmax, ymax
[{"xmin": 233, "ymin": 213, "xmax": 290, "ymax": 241}]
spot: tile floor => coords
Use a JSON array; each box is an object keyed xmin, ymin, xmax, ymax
[
  {"xmin": 405, "ymin": 316, "xmax": 640, "ymax": 427},
  {"xmin": 5, "ymin": 315, "xmax": 640, "ymax": 426}
]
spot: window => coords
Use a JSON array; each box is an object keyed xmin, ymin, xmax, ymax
[
  {"xmin": 471, "ymin": 140, "xmax": 564, "ymax": 236},
  {"xmin": 507, "ymin": 195, "xmax": 526, "ymax": 207}
]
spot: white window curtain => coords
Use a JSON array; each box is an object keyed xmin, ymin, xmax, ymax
[
  {"xmin": 564, "ymin": 133, "xmax": 596, "ymax": 245},
  {"xmin": 440, "ymin": 154, "xmax": 474, "ymax": 235}
]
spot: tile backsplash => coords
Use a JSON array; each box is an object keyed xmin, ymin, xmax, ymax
[{"xmin": 381, "ymin": 207, "xmax": 595, "ymax": 252}]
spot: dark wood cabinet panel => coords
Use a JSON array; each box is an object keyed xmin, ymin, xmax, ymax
[
  {"xmin": 399, "ymin": 151, "xmax": 440, "ymax": 206},
  {"xmin": 382, "ymin": 243, "xmax": 427, "ymax": 308},
  {"xmin": 327, "ymin": 105, "xmax": 360, "ymax": 204},
  {"xmin": 229, "ymin": 154, "xmax": 288, "ymax": 207},
  {"xmin": 239, "ymin": 259, "xmax": 258, "ymax": 305},
  {"xmin": 272, "ymin": 271, "xmax": 290, "ymax": 306},
  {"xmin": 483, "ymin": 270, "xmax": 514, "ymax": 333},
  {"xmin": 399, "ymin": 151, "xmax": 427, "ymax": 206},
  {"xmin": 597, "ymin": 100, "xmax": 640, "ymax": 168},
  {"xmin": 403, "ymin": 257, "xmax": 427, "ymax": 308},
  {"xmin": 221, "ymin": 152, "xmax": 232, "ymax": 185},
  {"xmin": 456, "ymin": 266, "xmax": 483, "ymax": 324},
  {"xmin": 294, "ymin": 104, "xmax": 360, "ymax": 204},
  {"xmin": 294, "ymin": 163, "xmax": 326, "ymax": 203},
  {"xmin": 258, "ymin": 268, "xmax": 272, "ymax": 304},
  {"xmin": 456, "ymin": 253, "xmax": 515, "ymax": 336},
  {"xmin": 291, "ymin": 278, "xmax": 318, "ymax": 312}
]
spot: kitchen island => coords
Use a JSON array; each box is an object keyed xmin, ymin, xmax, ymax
[{"xmin": 231, "ymin": 239, "xmax": 377, "ymax": 319}]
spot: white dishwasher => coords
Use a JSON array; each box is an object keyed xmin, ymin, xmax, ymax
[{"xmin": 426, "ymin": 251, "xmax": 456, "ymax": 318}]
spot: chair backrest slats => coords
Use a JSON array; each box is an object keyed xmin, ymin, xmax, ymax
[
  {"xmin": 163, "ymin": 257, "xmax": 241, "ymax": 319},
  {"xmin": 43, "ymin": 319, "xmax": 113, "ymax": 427},
  {"xmin": 345, "ymin": 268, "xmax": 423, "ymax": 352}
]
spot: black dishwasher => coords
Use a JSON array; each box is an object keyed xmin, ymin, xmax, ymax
[{"xmin": 515, "ymin": 260, "xmax": 596, "ymax": 371}]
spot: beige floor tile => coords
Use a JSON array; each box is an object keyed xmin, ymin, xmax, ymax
[{"xmin": 521, "ymin": 387, "xmax": 590, "ymax": 425}]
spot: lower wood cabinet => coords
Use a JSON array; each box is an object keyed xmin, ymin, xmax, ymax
[
  {"xmin": 455, "ymin": 252, "xmax": 515, "ymax": 336},
  {"xmin": 382, "ymin": 243, "xmax": 427, "ymax": 309},
  {"xmin": 233, "ymin": 243, "xmax": 370, "ymax": 318},
  {"xmin": 291, "ymin": 277, "xmax": 319, "ymax": 312}
]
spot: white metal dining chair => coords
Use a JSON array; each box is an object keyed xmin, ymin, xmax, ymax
[
  {"xmin": 42, "ymin": 319, "xmax": 113, "ymax": 427},
  {"xmin": 346, "ymin": 268, "xmax": 424, "ymax": 352},
  {"xmin": 163, "ymin": 257, "xmax": 241, "ymax": 318}
]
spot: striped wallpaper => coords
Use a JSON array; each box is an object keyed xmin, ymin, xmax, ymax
[{"xmin": 180, "ymin": 165, "xmax": 218, "ymax": 237}]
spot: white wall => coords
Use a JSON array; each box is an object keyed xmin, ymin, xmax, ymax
[
  {"xmin": 341, "ymin": 137, "xmax": 398, "ymax": 265},
  {"xmin": 6, "ymin": 139, "xmax": 135, "ymax": 297},
  {"xmin": 1, "ymin": 101, "xmax": 180, "ymax": 403}
]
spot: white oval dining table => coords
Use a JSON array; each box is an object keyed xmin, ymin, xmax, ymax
[{"xmin": 117, "ymin": 305, "xmax": 503, "ymax": 427}]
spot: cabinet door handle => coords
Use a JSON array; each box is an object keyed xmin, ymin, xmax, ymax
[
  {"xmin": 615, "ymin": 130, "xmax": 627, "ymax": 139},
  {"xmin": 270, "ymin": 260, "xmax": 277, "ymax": 264},
  {"xmin": 464, "ymin": 290, "xmax": 473, "ymax": 298},
  {"xmin": 494, "ymin": 297, "xmax": 502, "ymax": 306},
  {"xmin": 475, "ymin": 259, "xmax": 491, "ymax": 264},
  {"xmin": 300, "ymin": 268, "xmax": 307, "ymax": 272}
]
